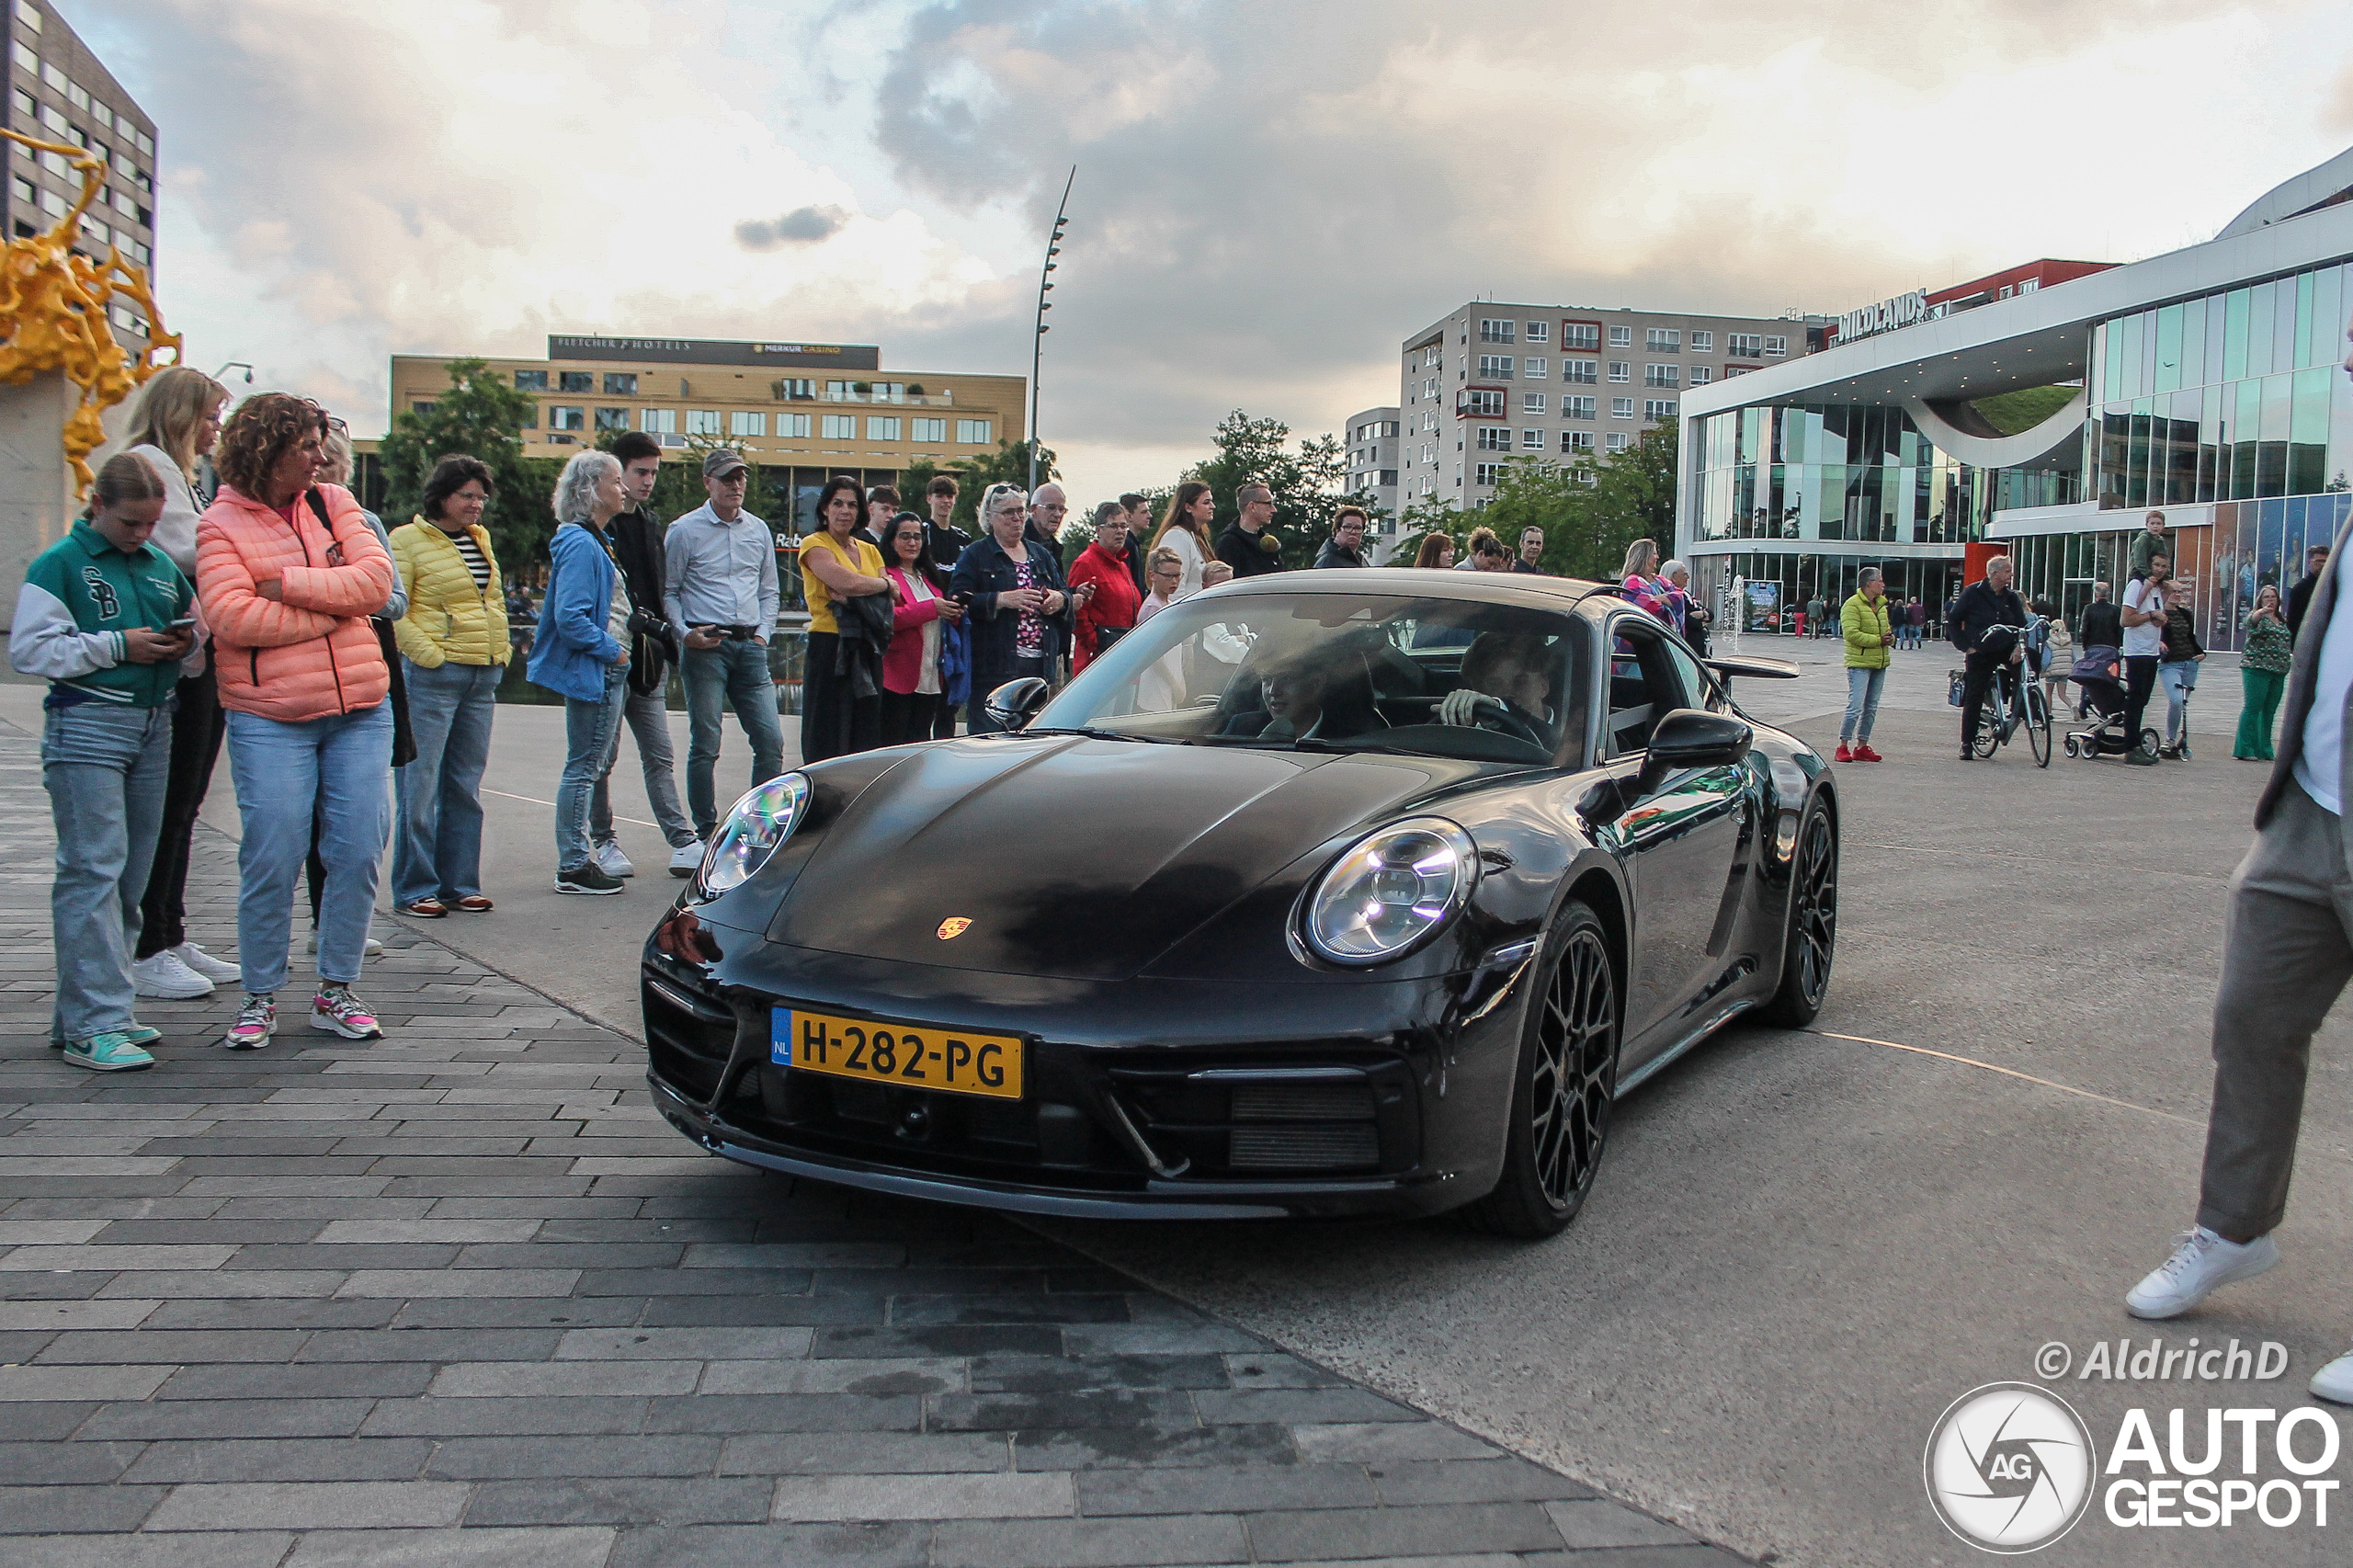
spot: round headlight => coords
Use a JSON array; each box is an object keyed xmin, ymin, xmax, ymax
[
  {"xmin": 1303, "ymin": 816, "xmax": 1478, "ymax": 965},
  {"xmin": 696, "ymin": 772, "xmax": 812, "ymax": 898}
]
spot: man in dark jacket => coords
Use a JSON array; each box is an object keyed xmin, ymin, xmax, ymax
[
  {"xmin": 1216, "ymin": 483, "xmax": 1285, "ymax": 578},
  {"xmin": 923, "ymin": 476, "xmax": 972, "ymax": 573},
  {"xmin": 1949, "ymin": 555, "xmax": 2028, "ymax": 759},
  {"xmin": 1512, "ymin": 527, "xmax": 1548, "ymax": 574},
  {"xmin": 1315, "ymin": 508, "xmax": 1370, "ymax": 569},
  {"xmin": 1025, "ymin": 483, "xmax": 1069, "ymax": 566},
  {"xmin": 593, "ymin": 433, "xmax": 700, "ymax": 877},
  {"xmin": 2079, "ymin": 579, "xmax": 2122, "ymax": 650},
  {"xmin": 1120, "ymin": 492, "xmax": 1152, "ymax": 598},
  {"xmin": 2289, "ymin": 542, "xmax": 2330, "ymax": 642}
]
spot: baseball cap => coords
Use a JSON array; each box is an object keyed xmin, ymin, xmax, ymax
[{"xmin": 702, "ymin": 449, "xmax": 748, "ymax": 479}]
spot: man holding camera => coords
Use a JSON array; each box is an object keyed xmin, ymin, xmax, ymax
[
  {"xmin": 591, "ymin": 434, "xmax": 702, "ymax": 879},
  {"xmin": 665, "ymin": 449, "xmax": 784, "ymax": 845}
]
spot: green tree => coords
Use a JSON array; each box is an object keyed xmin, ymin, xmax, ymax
[
  {"xmin": 379, "ymin": 358, "xmax": 550, "ymax": 573},
  {"xmin": 1387, "ymin": 495, "xmax": 1468, "ymax": 566},
  {"xmin": 1183, "ymin": 410, "xmax": 1347, "ymax": 566},
  {"xmin": 899, "ymin": 438, "xmax": 1058, "ymax": 536},
  {"xmin": 1582, "ymin": 420, "xmax": 1677, "ymax": 578}
]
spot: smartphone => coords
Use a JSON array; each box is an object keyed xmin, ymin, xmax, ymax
[{"xmin": 164, "ymin": 618, "xmax": 197, "ymax": 632}]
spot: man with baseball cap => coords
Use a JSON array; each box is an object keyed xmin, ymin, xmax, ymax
[{"xmin": 663, "ymin": 448, "xmax": 783, "ymax": 842}]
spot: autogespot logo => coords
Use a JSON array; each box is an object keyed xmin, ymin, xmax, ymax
[{"xmin": 1925, "ymin": 1382, "xmax": 2098, "ymax": 1552}]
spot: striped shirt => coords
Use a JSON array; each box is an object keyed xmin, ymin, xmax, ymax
[{"xmin": 449, "ymin": 530, "xmax": 492, "ymax": 590}]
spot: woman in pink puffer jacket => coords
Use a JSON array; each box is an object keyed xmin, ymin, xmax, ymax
[{"xmin": 193, "ymin": 394, "xmax": 396, "ymax": 1051}]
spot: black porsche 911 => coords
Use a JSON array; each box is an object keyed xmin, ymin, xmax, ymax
[{"xmin": 641, "ymin": 569, "xmax": 1836, "ymax": 1238}]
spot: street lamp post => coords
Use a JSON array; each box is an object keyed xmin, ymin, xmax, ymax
[
  {"xmin": 1028, "ymin": 167, "xmax": 1074, "ymax": 495},
  {"xmin": 212, "ymin": 360, "xmax": 254, "ymax": 384}
]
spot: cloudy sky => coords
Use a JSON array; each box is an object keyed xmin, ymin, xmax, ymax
[{"xmin": 72, "ymin": 0, "xmax": 2353, "ymax": 504}]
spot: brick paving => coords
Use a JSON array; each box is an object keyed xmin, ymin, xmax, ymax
[{"xmin": 0, "ymin": 720, "xmax": 1745, "ymax": 1566}]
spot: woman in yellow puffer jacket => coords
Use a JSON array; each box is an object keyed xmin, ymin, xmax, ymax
[
  {"xmin": 1837, "ymin": 566, "xmax": 1894, "ymax": 764},
  {"xmin": 388, "ymin": 457, "xmax": 508, "ymax": 918}
]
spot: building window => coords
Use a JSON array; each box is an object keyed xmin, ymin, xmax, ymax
[
  {"xmin": 1724, "ymin": 366, "xmax": 1751, "ymax": 378},
  {"xmin": 1521, "ymin": 392, "xmax": 1546, "ymax": 414},
  {"xmin": 1421, "ymin": 443, "xmax": 1435, "ymax": 462},
  {"xmin": 1689, "ymin": 366, "xmax": 1712, "ymax": 386},
  {"xmin": 1563, "ymin": 322, "xmax": 1600, "ymax": 351},
  {"xmin": 1563, "ymin": 430, "xmax": 1595, "ymax": 453},
  {"xmin": 1523, "ymin": 322, "xmax": 1548, "ymax": 345},
  {"xmin": 1461, "ymin": 388, "xmax": 1505, "ymax": 417},
  {"xmin": 1564, "ymin": 396, "xmax": 1597, "ymax": 420},
  {"xmin": 773, "ymin": 378, "xmax": 814, "ymax": 401},
  {"xmin": 774, "ymin": 413, "xmax": 810, "ymax": 437},
  {"xmin": 912, "ymin": 416, "xmax": 947, "ymax": 442},
  {"xmin": 1610, "ymin": 398, "xmax": 1635, "ymax": 419},
  {"xmin": 1378, "ymin": 470, "xmax": 1397, "ymax": 488},
  {"xmin": 1607, "ymin": 362, "xmax": 1630, "ymax": 382},
  {"xmin": 559, "ymin": 370, "xmax": 593, "ymax": 392},
  {"xmin": 955, "ymin": 418, "xmax": 993, "ymax": 443},
  {"xmin": 1520, "ymin": 428, "xmax": 1545, "ymax": 450},
  {"xmin": 603, "ymin": 372, "xmax": 637, "ymax": 394},
  {"xmin": 641, "ymin": 408, "xmax": 676, "ymax": 434},
  {"xmin": 686, "ymin": 409, "xmax": 722, "ymax": 436},
  {"xmin": 1690, "ymin": 331, "xmax": 1713, "ymax": 352},
  {"xmin": 821, "ymin": 414, "xmax": 856, "ymax": 440},
  {"xmin": 1563, "ymin": 359, "xmax": 1597, "ymax": 385},
  {"xmin": 17, "ymin": 5, "xmax": 37, "ymax": 30},
  {"xmin": 411, "ymin": 401, "xmax": 438, "ymax": 415},
  {"xmin": 1476, "ymin": 426, "xmax": 1512, "ymax": 450},
  {"xmin": 10, "ymin": 88, "xmax": 29, "ymax": 120},
  {"xmin": 1608, "ymin": 324, "xmax": 1632, "ymax": 347},
  {"xmin": 1478, "ymin": 318, "xmax": 1515, "ymax": 343},
  {"xmin": 513, "ymin": 369, "xmax": 548, "ymax": 392},
  {"xmin": 2019, "ymin": 278, "xmax": 2040, "ymax": 294},
  {"xmin": 550, "ymin": 405, "xmax": 584, "ymax": 431},
  {"xmin": 1605, "ymin": 433, "xmax": 1631, "ymax": 452},
  {"xmin": 1643, "ymin": 399, "xmax": 1677, "ymax": 421},
  {"xmin": 867, "ymin": 415, "xmax": 901, "ymax": 440},
  {"xmin": 1763, "ymin": 335, "xmax": 1787, "ymax": 357},
  {"xmin": 1645, "ymin": 328, "xmax": 1680, "ymax": 351},
  {"xmin": 1644, "ymin": 364, "xmax": 1679, "ymax": 388},
  {"xmin": 595, "ymin": 407, "xmax": 630, "ymax": 433},
  {"xmin": 1476, "ymin": 355, "xmax": 1514, "ymax": 379},
  {"xmin": 37, "ymin": 187, "xmax": 62, "ymax": 216},
  {"xmin": 1474, "ymin": 462, "xmax": 1506, "ymax": 486},
  {"xmin": 7, "ymin": 175, "xmax": 26, "ymax": 205},
  {"xmin": 1727, "ymin": 334, "xmax": 1761, "ymax": 358}
]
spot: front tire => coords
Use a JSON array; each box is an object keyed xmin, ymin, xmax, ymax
[
  {"xmin": 2027, "ymin": 687, "xmax": 2052, "ymax": 767},
  {"xmin": 1757, "ymin": 802, "xmax": 1837, "ymax": 1028},
  {"xmin": 1459, "ymin": 903, "xmax": 1620, "ymax": 1240}
]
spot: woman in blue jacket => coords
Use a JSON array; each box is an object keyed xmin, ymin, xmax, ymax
[
  {"xmin": 949, "ymin": 483, "xmax": 1077, "ymax": 732},
  {"xmin": 527, "ymin": 451, "xmax": 631, "ymax": 894}
]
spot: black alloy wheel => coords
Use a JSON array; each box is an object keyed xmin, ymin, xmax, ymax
[
  {"xmin": 1461, "ymin": 902, "xmax": 1620, "ymax": 1240},
  {"xmin": 1759, "ymin": 803, "xmax": 1837, "ymax": 1028}
]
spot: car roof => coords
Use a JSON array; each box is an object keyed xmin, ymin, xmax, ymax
[{"xmin": 1195, "ymin": 567, "xmax": 1615, "ymax": 612}]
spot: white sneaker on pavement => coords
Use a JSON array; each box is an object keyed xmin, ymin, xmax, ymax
[
  {"xmin": 2126, "ymin": 1227, "xmax": 2280, "ymax": 1320},
  {"xmin": 168, "ymin": 942, "xmax": 241, "ymax": 983},
  {"xmin": 2312, "ymin": 1348, "xmax": 2353, "ymax": 1404},
  {"xmin": 596, "ymin": 840, "xmax": 635, "ymax": 878},
  {"xmin": 668, "ymin": 840, "xmax": 705, "ymax": 878},
  {"xmin": 131, "ymin": 950, "xmax": 213, "ymax": 1000}
]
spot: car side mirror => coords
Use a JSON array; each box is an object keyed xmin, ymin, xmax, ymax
[
  {"xmin": 1643, "ymin": 709, "xmax": 1752, "ymax": 774},
  {"xmin": 983, "ymin": 676, "xmax": 1051, "ymax": 732}
]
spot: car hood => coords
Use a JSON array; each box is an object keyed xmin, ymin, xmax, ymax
[{"xmin": 772, "ymin": 736, "xmax": 1484, "ymax": 980}]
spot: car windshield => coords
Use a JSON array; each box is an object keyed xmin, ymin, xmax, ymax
[{"xmin": 1030, "ymin": 590, "xmax": 1587, "ymax": 766}]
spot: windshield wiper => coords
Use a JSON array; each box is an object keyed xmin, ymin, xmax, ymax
[{"xmin": 1022, "ymin": 726, "xmax": 1157, "ymax": 743}]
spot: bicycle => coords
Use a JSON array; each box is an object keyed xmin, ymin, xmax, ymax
[{"xmin": 1967, "ymin": 652, "xmax": 2053, "ymax": 767}]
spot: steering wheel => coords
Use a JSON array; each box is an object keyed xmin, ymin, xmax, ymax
[{"xmin": 1472, "ymin": 701, "xmax": 1548, "ymax": 750}]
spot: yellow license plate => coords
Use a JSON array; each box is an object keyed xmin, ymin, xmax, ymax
[{"xmin": 773, "ymin": 1008, "xmax": 1025, "ymax": 1100}]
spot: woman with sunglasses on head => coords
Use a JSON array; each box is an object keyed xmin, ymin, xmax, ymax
[{"xmin": 950, "ymin": 483, "xmax": 1075, "ymax": 733}]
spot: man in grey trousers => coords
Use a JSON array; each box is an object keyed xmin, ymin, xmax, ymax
[
  {"xmin": 591, "ymin": 433, "xmax": 703, "ymax": 879},
  {"xmin": 2125, "ymin": 312, "xmax": 2353, "ymax": 1403}
]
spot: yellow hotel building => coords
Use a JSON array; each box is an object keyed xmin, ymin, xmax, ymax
[{"xmin": 388, "ymin": 335, "xmax": 1027, "ymax": 530}]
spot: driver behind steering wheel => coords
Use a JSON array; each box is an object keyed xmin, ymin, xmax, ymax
[{"xmin": 1438, "ymin": 632, "xmax": 1554, "ymax": 746}]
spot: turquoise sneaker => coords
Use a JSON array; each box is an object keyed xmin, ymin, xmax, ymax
[
  {"xmin": 119, "ymin": 1025, "xmax": 162, "ymax": 1048},
  {"xmin": 62, "ymin": 1032, "xmax": 156, "ymax": 1073}
]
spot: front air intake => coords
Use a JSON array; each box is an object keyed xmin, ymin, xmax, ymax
[{"xmin": 1228, "ymin": 1123, "xmax": 1381, "ymax": 1171}]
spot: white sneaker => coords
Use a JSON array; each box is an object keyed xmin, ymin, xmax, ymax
[
  {"xmin": 305, "ymin": 929, "xmax": 385, "ymax": 958},
  {"xmin": 131, "ymin": 950, "xmax": 213, "ymax": 1000},
  {"xmin": 2126, "ymin": 1227, "xmax": 2280, "ymax": 1319},
  {"xmin": 2312, "ymin": 1348, "xmax": 2353, "ymax": 1404},
  {"xmin": 596, "ymin": 841, "xmax": 635, "ymax": 878},
  {"xmin": 169, "ymin": 942, "xmax": 242, "ymax": 983},
  {"xmin": 668, "ymin": 840, "xmax": 705, "ymax": 878}
]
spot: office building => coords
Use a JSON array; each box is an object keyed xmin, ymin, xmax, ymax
[
  {"xmin": 1343, "ymin": 405, "xmax": 1401, "ymax": 559},
  {"xmin": 1677, "ymin": 144, "xmax": 2353, "ymax": 645},
  {"xmin": 1397, "ymin": 300, "xmax": 1832, "ymax": 511},
  {"xmin": 5, "ymin": 0, "xmax": 158, "ymax": 341},
  {"xmin": 390, "ymin": 335, "xmax": 1026, "ymax": 531}
]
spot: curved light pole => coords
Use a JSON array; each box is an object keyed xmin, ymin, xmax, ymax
[
  {"xmin": 212, "ymin": 360, "xmax": 254, "ymax": 384},
  {"xmin": 1028, "ymin": 166, "xmax": 1074, "ymax": 494}
]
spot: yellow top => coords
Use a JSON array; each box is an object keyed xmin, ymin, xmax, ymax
[{"xmin": 801, "ymin": 531, "xmax": 885, "ymax": 636}]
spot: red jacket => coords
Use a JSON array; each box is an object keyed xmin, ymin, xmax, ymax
[
  {"xmin": 1068, "ymin": 541, "xmax": 1142, "ymax": 671},
  {"xmin": 197, "ymin": 483, "xmax": 394, "ymax": 722},
  {"xmin": 881, "ymin": 567, "xmax": 948, "ymax": 696}
]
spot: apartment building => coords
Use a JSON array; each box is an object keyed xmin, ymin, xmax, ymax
[
  {"xmin": 1343, "ymin": 405, "xmax": 1401, "ymax": 558},
  {"xmin": 1398, "ymin": 301, "xmax": 1831, "ymax": 509},
  {"xmin": 5, "ymin": 0, "xmax": 159, "ymax": 342}
]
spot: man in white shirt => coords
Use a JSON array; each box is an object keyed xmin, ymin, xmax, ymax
[
  {"xmin": 2123, "ymin": 312, "xmax": 2353, "ymax": 1403},
  {"xmin": 2118, "ymin": 554, "xmax": 2169, "ymax": 766}
]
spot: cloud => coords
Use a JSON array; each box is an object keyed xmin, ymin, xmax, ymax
[{"xmin": 735, "ymin": 204, "xmax": 853, "ymax": 250}]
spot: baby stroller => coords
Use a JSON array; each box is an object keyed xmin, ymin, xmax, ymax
[{"xmin": 2062, "ymin": 644, "xmax": 2159, "ymax": 761}]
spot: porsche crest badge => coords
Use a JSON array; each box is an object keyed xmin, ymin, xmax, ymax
[{"xmin": 936, "ymin": 917, "xmax": 972, "ymax": 940}]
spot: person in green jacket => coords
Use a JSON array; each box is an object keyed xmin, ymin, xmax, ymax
[
  {"xmin": 9, "ymin": 454, "xmax": 197, "ymax": 1072},
  {"xmin": 2234, "ymin": 583, "xmax": 2293, "ymax": 761},
  {"xmin": 1837, "ymin": 567, "xmax": 1894, "ymax": 763}
]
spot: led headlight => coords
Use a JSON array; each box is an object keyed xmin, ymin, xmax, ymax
[
  {"xmin": 696, "ymin": 772, "xmax": 812, "ymax": 899},
  {"xmin": 1303, "ymin": 816, "xmax": 1478, "ymax": 965}
]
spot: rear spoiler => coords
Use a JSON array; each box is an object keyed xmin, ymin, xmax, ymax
[{"xmin": 1702, "ymin": 654, "xmax": 1800, "ymax": 683}]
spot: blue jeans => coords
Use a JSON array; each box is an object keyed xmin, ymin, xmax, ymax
[
  {"xmin": 682, "ymin": 640, "xmax": 784, "ymax": 838},
  {"xmin": 1841, "ymin": 665, "xmax": 1885, "ymax": 744},
  {"xmin": 391, "ymin": 659, "xmax": 500, "ymax": 906},
  {"xmin": 593, "ymin": 684, "xmax": 696, "ymax": 848},
  {"xmin": 2161, "ymin": 659, "xmax": 2200, "ymax": 743},
  {"xmin": 227, "ymin": 703, "xmax": 392, "ymax": 994},
  {"xmin": 43, "ymin": 702, "xmax": 174, "ymax": 1041},
  {"xmin": 558, "ymin": 670, "xmax": 630, "ymax": 872}
]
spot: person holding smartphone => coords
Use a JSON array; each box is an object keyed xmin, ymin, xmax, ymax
[{"xmin": 12, "ymin": 453, "xmax": 199, "ymax": 1072}]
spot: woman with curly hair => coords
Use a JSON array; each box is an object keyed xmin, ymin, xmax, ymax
[{"xmin": 194, "ymin": 394, "xmax": 397, "ymax": 1050}]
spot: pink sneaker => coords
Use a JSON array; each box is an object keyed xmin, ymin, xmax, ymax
[
  {"xmin": 310, "ymin": 987, "xmax": 383, "ymax": 1040},
  {"xmin": 223, "ymin": 994, "xmax": 275, "ymax": 1051}
]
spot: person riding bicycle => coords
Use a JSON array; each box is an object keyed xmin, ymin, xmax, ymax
[{"xmin": 1950, "ymin": 554, "xmax": 2028, "ymax": 760}]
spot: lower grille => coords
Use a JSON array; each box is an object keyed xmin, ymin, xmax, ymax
[
  {"xmin": 1231, "ymin": 1083, "xmax": 1374, "ymax": 1122},
  {"xmin": 1229, "ymin": 1123, "xmax": 1381, "ymax": 1171}
]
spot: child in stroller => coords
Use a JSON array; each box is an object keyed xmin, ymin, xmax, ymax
[{"xmin": 2063, "ymin": 644, "xmax": 2160, "ymax": 760}]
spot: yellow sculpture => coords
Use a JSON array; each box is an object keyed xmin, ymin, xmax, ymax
[{"xmin": 0, "ymin": 127, "xmax": 181, "ymax": 494}]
